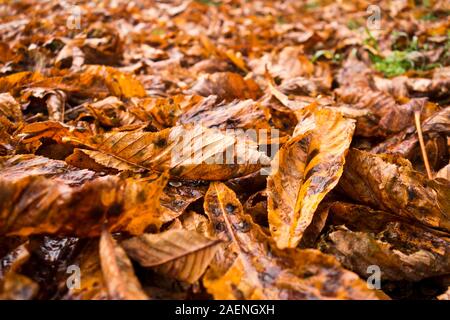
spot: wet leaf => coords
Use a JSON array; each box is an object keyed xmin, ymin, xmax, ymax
[
  {"xmin": 0, "ymin": 155, "xmax": 168, "ymax": 236},
  {"xmin": 179, "ymin": 97, "xmax": 271, "ymax": 130},
  {"xmin": 339, "ymin": 149, "xmax": 450, "ymax": 232},
  {"xmin": 81, "ymin": 66, "xmax": 146, "ymax": 99},
  {"xmin": 1, "ymin": 0, "xmax": 449, "ymax": 301},
  {"xmin": 99, "ymin": 230, "xmax": 148, "ymax": 300},
  {"xmin": 191, "ymin": 72, "xmax": 261, "ymax": 102},
  {"xmin": 0, "ymin": 272, "xmax": 39, "ymax": 300},
  {"xmin": 268, "ymin": 107, "xmax": 355, "ymax": 248},
  {"xmin": 62, "ymin": 240, "xmax": 108, "ymax": 300},
  {"xmin": 203, "ymin": 182, "xmax": 386, "ymax": 300},
  {"xmin": 320, "ymin": 202, "xmax": 450, "ymax": 282}
]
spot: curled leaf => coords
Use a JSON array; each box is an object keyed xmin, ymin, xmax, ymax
[
  {"xmin": 339, "ymin": 149, "xmax": 450, "ymax": 232},
  {"xmin": 268, "ymin": 107, "xmax": 355, "ymax": 248}
]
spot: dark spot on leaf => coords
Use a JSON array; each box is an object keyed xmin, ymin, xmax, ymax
[
  {"xmin": 144, "ymin": 224, "xmax": 158, "ymax": 233},
  {"xmin": 225, "ymin": 203, "xmax": 237, "ymax": 214},
  {"xmin": 215, "ymin": 222, "xmax": 225, "ymax": 232},
  {"xmin": 306, "ymin": 148, "xmax": 319, "ymax": 165},
  {"xmin": 154, "ymin": 137, "xmax": 167, "ymax": 148},
  {"xmin": 137, "ymin": 190, "xmax": 147, "ymax": 203},
  {"xmin": 106, "ymin": 203, "xmax": 123, "ymax": 217},
  {"xmin": 407, "ymin": 186, "xmax": 417, "ymax": 201}
]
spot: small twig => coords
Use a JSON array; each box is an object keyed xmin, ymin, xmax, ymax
[{"xmin": 414, "ymin": 110, "xmax": 432, "ymax": 179}]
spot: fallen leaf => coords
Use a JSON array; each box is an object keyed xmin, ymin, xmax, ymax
[
  {"xmin": 320, "ymin": 202, "xmax": 450, "ymax": 282},
  {"xmin": 62, "ymin": 125, "xmax": 269, "ymax": 180},
  {"xmin": 0, "ymin": 154, "xmax": 168, "ymax": 236},
  {"xmin": 268, "ymin": 107, "xmax": 355, "ymax": 248},
  {"xmin": 339, "ymin": 149, "xmax": 450, "ymax": 232},
  {"xmin": 203, "ymin": 182, "xmax": 386, "ymax": 300},
  {"xmin": 99, "ymin": 230, "xmax": 148, "ymax": 300},
  {"xmin": 122, "ymin": 229, "xmax": 221, "ymax": 283}
]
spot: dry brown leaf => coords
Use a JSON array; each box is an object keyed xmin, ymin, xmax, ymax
[
  {"xmin": 62, "ymin": 125, "xmax": 269, "ymax": 180},
  {"xmin": 122, "ymin": 229, "xmax": 221, "ymax": 283}
]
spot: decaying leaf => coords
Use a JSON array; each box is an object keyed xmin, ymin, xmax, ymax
[
  {"xmin": 203, "ymin": 182, "xmax": 386, "ymax": 300},
  {"xmin": 268, "ymin": 107, "xmax": 355, "ymax": 248},
  {"xmin": 0, "ymin": 155, "xmax": 168, "ymax": 236},
  {"xmin": 320, "ymin": 202, "xmax": 450, "ymax": 282},
  {"xmin": 339, "ymin": 149, "xmax": 450, "ymax": 232}
]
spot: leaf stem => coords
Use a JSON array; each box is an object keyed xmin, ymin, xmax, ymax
[{"xmin": 414, "ymin": 111, "xmax": 432, "ymax": 179}]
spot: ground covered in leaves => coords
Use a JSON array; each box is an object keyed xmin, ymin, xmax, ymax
[{"xmin": 0, "ymin": 0, "xmax": 449, "ymax": 300}]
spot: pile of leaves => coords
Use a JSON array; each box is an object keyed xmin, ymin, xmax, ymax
[{"xmin": 0, "ymin": 0, "xmax": 449, "ymax": 300}]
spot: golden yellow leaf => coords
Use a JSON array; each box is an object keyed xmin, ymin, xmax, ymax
[{"xmin": 268, "ymin": 107, "xmax": 355, "ymax": 248}]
